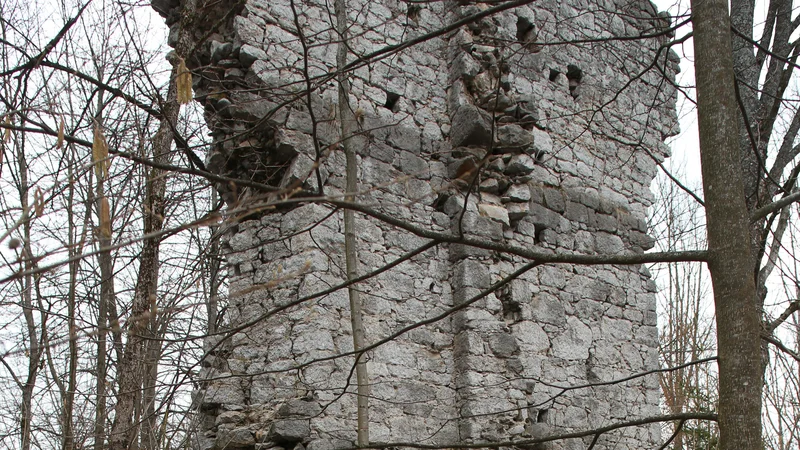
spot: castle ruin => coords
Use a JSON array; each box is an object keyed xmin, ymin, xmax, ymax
[{"xmin": 152, "ymin": 0, "xmax": 679, "ymax": 448}]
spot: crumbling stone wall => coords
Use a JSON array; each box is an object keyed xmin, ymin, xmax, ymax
[{"xmin": 153, "ymin": 0, "xmax": 678, "ymax": 449}]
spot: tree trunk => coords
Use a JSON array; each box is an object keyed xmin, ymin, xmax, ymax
[
  {"xmin": 18, "ymin": 130, "xmax": 40, "ymax": 450},
  {"xmin": 334, "ymin": 0, "xmax": 369, "ymax": 443},
  {"xmin": 109, "ymin": 60, "xmax": 180, "ymax": 450},
  {"xmin": 691, "ymin": 0, "xmax": 763, "ymax": 449},
  {"xmin": 139, "ymin": 65, "xmax": 181, "ymax": 450},
  {"xmin": 64, "ymin": 143, "xmax": 88, "ymax": 450}
]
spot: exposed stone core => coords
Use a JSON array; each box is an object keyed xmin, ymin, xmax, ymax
[{"xmin": 154, "ymin": 0, "xmax": 679, "ymax": 449}]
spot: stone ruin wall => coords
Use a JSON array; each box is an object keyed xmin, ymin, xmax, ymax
[{"xmin": 153, "ymin": 0, "xmax": 679, "ymax": 449}]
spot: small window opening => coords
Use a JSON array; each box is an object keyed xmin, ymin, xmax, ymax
[
  {"xmin": 537, "ymin": 409, "xmax": 549, "ymax": 423},
  {"xmin": 566, "ymin": 64, "xmax": 583, "ymax": 98},
  {"xmin": 498, "ymin": 287, "xmax": 522, "ymax": 323},
  {"xmin": 566, "ymin": 64, "xmax": 583, "ymax": 82},
  {"xmin": 432, "ymin": 193, "xmax": 449, "ymax": 212},
  {"xmin": 516, "ymin": 16, "xmax": 535, "ymax": 42},
  {"xmin": 533, "ymin": 148, "xmax": 546, "ymax": 164},
  {"xmin": 383, "ymin": 91, "xmax": 401, "ymax": 112},
  {"xmin": 534, "ymin": 224, "xmax": 547, "ymax": 244},
  {"xmin": 548, "ymin": 69, "xmax": 560, "ymax": 82},
  {"xmin": 407, "ymin": 5, "xmax": 421, "ymax": 23},
  {"xmin": 502, "ymin": 299, "xmax": 522, "ymax": 323}
]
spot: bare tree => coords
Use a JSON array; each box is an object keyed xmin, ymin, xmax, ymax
[{"xmin": 651, "ymin": 170, "xmax": 718, "ymax": 449}]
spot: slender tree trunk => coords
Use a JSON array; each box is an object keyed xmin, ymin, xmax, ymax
[
  {"xmin": 15, "ymin": 123, "xmax": 41, "ymax": 450},
  {"xmin": 92, "ymin": 85, "xmax": 116, "ymax": 450},
  {"xmin": 19, "ymin": 195, "xmax": 38, "ymax": 450},
  {"xmin": 94, "ymin": 190, "xmax": 113, "ymax": 450},
  {"xmin": 141, "ymin": 337, "xmax": 159, "ymax": 450},
  {"xmin": 140, "ymin": 64, "xmax": 181, "ymax": 450},
  {"xmin": 691, "ymin": 1, "xmax": 763, "ymax": 449},
  {"xmin": 110, "ymin": 60, "xmax": 181, "ymax": 450},
  {"xmin": 64, "ymin": 144, "xmax": 87, "ymax": 450},
  {"xmin": 334, "ymin": 0, "xmax": 369, "ymax": 444}
]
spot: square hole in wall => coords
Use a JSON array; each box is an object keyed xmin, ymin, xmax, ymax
[{"xmin": 383, "ymin": 90, "xmax": 401, "ymax": 113}]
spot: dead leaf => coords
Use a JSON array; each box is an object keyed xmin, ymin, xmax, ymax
[
  {"xmin": 176, "ymin": 57, "xmax": 193, "ymax": 104},
  {"xmin": 56, "ymin": 117, "xmax": 64, "ymax": 149},
  {"xmin": 100, "ymin": 196, "xmax": 111, "ymax": 238},
  {"xmin": 92, "ymin": 124, "xmax": 108, "ymax": 180},
  {"xmin": 3, "ymin": 116, "xmax": 11, "ymax": 143},
  {"xmin": 33, "ymin": 187, "xmax": 44, "ymax": 217}
]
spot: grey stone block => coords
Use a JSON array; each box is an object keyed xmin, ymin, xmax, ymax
[
  {"xmin": 279, "ymin": 153, "xmax": 316, "ymax": 190},
  {"xmin": 496, "ymin": 124, "xmax": 534, "ymax": 151},
  {"xmin": 217, "ymin": 427, "xmax": 255, "ymax": 448},
  {"xmin": 552, "ymin": 317, "xmax": 593, "ymax": 360},
  {"xmin": 449, "ymin": 243, "xmax": 492, "ymax": 261},
  {"xmin": 286, "ymin": 110, "xmax": 314, "ymax": 134},
  {"xmin": 453, "ymin": 259, "xmax": 491, "ymax": 289},
  {"xmin": 480, "ymin": 177, "xmax": 500, "ymax": 194},
  {"xmin": 595, "ymin": 232, "xmax": 625, "ymax": 254},
  {"xmin": 453, "ymin": 212, "xmax": 504, "ymax": 240},
  {"xmin": 277, "ymin": 399, "xmax": 323, "ymax": 418},
  {"xmin": 478, "ymin": 203, "xmax": 510, "ymax": 227},
  {"xmin": 451, "ymin": 105, "xmax": 492, "ymax": 148},
  {"xmin": 275, "ymin": 129, "xmax": 313, "ymax": 162},
  {"xmin": 629, "ymin": 230, "xmax": 655, "ymax": 250},
  {"xmin": 450, "ymin": 53, "xmax": 481, "ymax": 82},
  {"xmin": 506, "ymin": 154, "xmax": 537, "ymax": 175},
  {"xmin": 565, "ymin": 201, "xmax": 589, "ymax": 223},
  {"xmin": 531, "ymin": 293, "xmax": 566, "ymax": 326},
  {"xmin": 505, "ymin": 184, "xmax": 531, "ymax": 202},
  {"xmin": 447, "ymin": 156, "xmax": 479, "ymax": 181},
  {"xmin": 230, "ymin": 94, "xmax": 285, "ymax": 124},
  {"xmin": 398, "ymin": 151, "xmax": 429, "ymax": 178},
  {"xmin": 306, "ymin": 440, "xmax": 352, "ymax": 450},
  {"xmin": 542, "ymin": 187, "xmax": 567, "ymax": 212},
  {"xmin": 216, "ymin": 411, "xmax": 247, "ymax": 425},
  {"xmin": 596, "ymin": 214, "xmax": 619, "ymax": 232},
  {"xmin": 512, "ymin": 322, "xmax": 550, "ymax": 353},
  {"xmin": 239, "ymin": 43, "xmax": 267, "ymax": 67},
  {"xmin": 388, "ymin": 125, "xmax": 421, "ymax": 153},
  {"xmin": 529, "ymin": 203, "xmax": 562, "ymax": 230},
  {"xmin": 269, "ymin": 419, "xmax": 311, "ymax": 443},
  {"xmin": 531, "ymin": 127, "xmax": 554, "ymax": 154},
  {"xmin": 508, "ymin": 202, "xmax": 530, "ymax": 221},
  {"xmin": 489, "ymin": 333, "xmax": 519, "ymax": 357},
  {"xmin": 202, "ymin": 374, "xmax": 245, "ymax": 407}
]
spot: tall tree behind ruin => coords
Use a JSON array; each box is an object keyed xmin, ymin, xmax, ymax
[{"xmin": 653, "ymin": 0, "xmax": 800, "ymax": 446}]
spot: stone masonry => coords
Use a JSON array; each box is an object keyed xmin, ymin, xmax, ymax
[{"xmin": 153, "ymin": 0, "xmax": 678, "ymax": 448}]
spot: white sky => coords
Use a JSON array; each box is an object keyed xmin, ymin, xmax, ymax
[{"xmin": 652, "ymin": 0, "xmax": 703, "ymax": 188}]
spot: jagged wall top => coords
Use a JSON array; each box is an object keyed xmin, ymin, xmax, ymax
[{"xmin": 154, "ymin": 0, "xmax": 677, "ymax": 216}]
